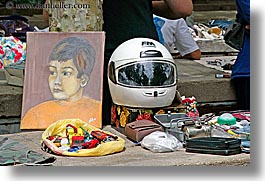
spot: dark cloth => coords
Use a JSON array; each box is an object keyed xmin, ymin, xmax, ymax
[
  {"xmin": 231, "ymin": 77, "xmax": 250, "ymax": 110},
  {"xmin": 231, "ymin": 0, "xmax": 250, "ymax": 80},
  {"xmin": 231, "ymin": 0, "xmax": 250, "ymax": 111},
  {"xmin": 103, "ymin": 0, "xmax": 158, "ymax": 52},
  {"xmin": 102, "ymin": 0, "xmax": 159, "ymax": 125}
]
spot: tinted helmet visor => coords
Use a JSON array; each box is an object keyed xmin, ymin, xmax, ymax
[{"xmin": 116, "ymin": 60, "xmax": 176, "ymax": 87}]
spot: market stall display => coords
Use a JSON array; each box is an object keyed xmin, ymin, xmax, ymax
[{"xmin": 41, "ymin": 119, "xmax": 125, "ymax": 157}]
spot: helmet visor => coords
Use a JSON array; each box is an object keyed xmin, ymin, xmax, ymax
[{"xmin": 117, "ymin": 60, "xmax": 176, "ymax": 87}]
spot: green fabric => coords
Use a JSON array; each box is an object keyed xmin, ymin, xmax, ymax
[{"xmin": 0, "ymin": 137, "xmax": 56, "ymax": 166}]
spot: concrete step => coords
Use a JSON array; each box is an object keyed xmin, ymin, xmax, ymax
[
  {"xmin": 193, "ymin": 10, "xmax": 237, "ymax": 24},
  {"xmin": 194, "ymin": 3, "xmax": 236, "ymax": 11}
]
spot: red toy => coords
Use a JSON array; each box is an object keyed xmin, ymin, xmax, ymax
[
  {"xmin": 71, "ymin": 136, "xmax": 84, "ymax": 147},
  {"xmin": 91, "ymin": 130, "xmax": 118, "ymax": 142},
  {"xmin": 82, "ymin": 139, "xmax": 99, "ymax": 149}
]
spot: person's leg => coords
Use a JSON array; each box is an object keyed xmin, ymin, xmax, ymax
[
  {"xmin": 231, "ymin": 77, "xmax": 250, "ymax": 110},
  {"xmin": 160, "ymin": 18, "xmax": 176, "ymax": 50},
  {"xmin": 182, "ymin": 49, "xmax": 201, "ymax": 60},
  {"xmin": 170, "ymin": 18, "xmax": 201, "ymax": 60}
]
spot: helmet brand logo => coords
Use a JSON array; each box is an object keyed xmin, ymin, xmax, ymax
[{"xmin": 142, "ymin": 41, "xmax": 156, "ymax": 48}]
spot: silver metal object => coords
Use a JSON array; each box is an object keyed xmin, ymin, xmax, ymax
[
  {"xmin": 167, "ymin": 116, "xmax": 196, "ymax": 142},
  {"xmin": 154, "ymin": 113, "xmax": 193, "ymax": 130},
  {"xmin": 185, "ymin": 126, "xmax": 212, "ymax": 139}
]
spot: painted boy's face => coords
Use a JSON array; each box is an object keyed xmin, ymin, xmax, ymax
[{"xmin": 48, "ymin": 59, "xmax": 82, "ymax": 101}]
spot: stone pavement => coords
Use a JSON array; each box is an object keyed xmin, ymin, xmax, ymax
[{"xmin": 0, "ymin": 125, "xmax": 250, "ymax": 166}]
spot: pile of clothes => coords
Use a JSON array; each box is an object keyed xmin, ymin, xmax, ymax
[
  {"xmin": 190, "ymin": 19, "xmax": 235, "ymax": 40},
  {"xmin": 0, "ymin": 36, "xmax": 26, "ymax": 69}
]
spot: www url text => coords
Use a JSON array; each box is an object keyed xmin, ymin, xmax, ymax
[{"xmin": 5, "ymin": 1, "xmax": 90, "ymax": 10}]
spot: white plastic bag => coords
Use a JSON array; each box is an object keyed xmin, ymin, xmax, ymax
[{"xmin": 141, "ymin": 131, "xmax": 182, "ymax": 153}]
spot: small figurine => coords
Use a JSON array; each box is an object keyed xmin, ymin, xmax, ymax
[
  {"xmin": 187, "ymin": 101, "xmax": 199, "ymax": 118},
  {"xmin": 181, "ymin": 96, "xmax": 199, "ymax": 118}
]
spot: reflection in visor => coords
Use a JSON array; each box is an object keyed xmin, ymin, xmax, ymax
[{"xmin": 117, "ymin": 61, "xmax": 175, "ymax": 87}]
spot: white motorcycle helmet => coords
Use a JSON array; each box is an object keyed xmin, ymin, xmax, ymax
[{"xmin": 108, "ymin": 37, "xmax": 178, "ymax": 108}]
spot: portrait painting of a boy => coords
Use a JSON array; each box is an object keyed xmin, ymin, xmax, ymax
[{"xmin": 20, "ymin": 32, "xmax": 105, "ymax": 129}]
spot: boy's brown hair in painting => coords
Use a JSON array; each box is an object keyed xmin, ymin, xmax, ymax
[{"xmin": 21, "ymin": 37, "xmax": 102, "ymax": 129}]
